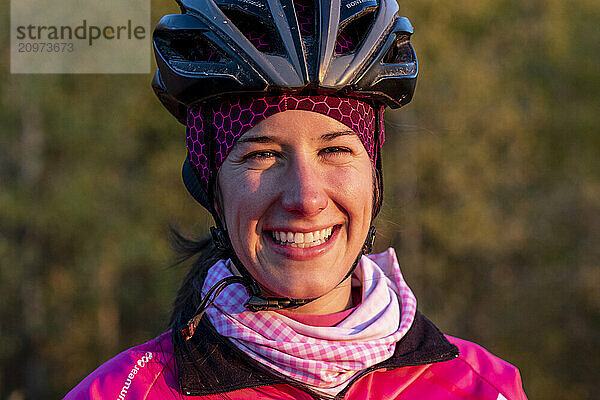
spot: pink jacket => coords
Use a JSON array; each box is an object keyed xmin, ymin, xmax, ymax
[{"xmin": 64, "ymin": 313, "xmax": 527, "ymax": 400}]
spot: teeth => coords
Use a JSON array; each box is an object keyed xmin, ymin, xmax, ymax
[
  {"xmin": 294, "ymin": 232, "xmax": 304, "ymax": 243},
  {"xmin": 270, "ymin": 227, "xmax": 335, "ymax": 247}
]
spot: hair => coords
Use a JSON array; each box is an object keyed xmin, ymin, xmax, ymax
[{"xmin": 168, "ymin": 231, "xmax": 227, "ymax": 331}]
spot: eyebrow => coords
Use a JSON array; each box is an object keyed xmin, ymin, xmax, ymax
[
  {"xmin": 237, "ymin": 130, "xmax": 356, "ymax": 145},
  {"xmin": 320, "ymin": 130, "xmax": 356, "ymax": 141},
  {"xmin": 236, "ymin": 135, "xmax": 275, "ymax": 145}
]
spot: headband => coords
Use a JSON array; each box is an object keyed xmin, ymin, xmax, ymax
[{"xmin": 186, "ymin": 94, "xmax": 384, "ymax": 192}]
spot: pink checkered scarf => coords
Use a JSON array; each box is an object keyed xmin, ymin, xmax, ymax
[{"xmin": 202, "ymin": 248, "xmax": 417, "ymax": 396}]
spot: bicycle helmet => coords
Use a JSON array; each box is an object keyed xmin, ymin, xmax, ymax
[
  {"xmin": 152, "ymin": 0, "xmax": 418, "ymax": 316},
  {"xmin": 153, "ymin": 0, "xmax": 417, "ymax": 123}
]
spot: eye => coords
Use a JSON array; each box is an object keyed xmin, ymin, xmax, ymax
[
  {"xmin": 240, "ymin": 150, "xmax": 281, "ymax": 168},
  {"xmin": 319, "ymin": 146, "xmax": 353, "ymax": 156},
  {"xmin": 244, "ymin": 150, "xmax": 277, "ymax": 160}
]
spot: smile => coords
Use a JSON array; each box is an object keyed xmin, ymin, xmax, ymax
[{"xmin": 270, "ymin": 227, "xmax": 334, "ymax": 248}]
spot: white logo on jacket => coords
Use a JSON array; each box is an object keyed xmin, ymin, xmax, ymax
[{"xmin": 117, "ymin": 352, "xmax": 153, "ymax": 400}]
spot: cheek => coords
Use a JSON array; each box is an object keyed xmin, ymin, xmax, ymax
[
  {"xmin": 326, "ymin": 167, "xmax": 374, "ymax": 216},
  {"xmin": 221, "ymin": 172, "xmax": 273, "ymax": 235}
]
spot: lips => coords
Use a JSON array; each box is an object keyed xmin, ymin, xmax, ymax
[
  {"xmin": 270, "ymin": 227, "xmax": 334, "ymax": 248},
  {"xmin": 263, "ymin": 225, "xmax": 341, "ymax": 262}
]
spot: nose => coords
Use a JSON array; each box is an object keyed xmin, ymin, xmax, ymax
[{"xmin": 280, "ymin": 155, "xmax": 328, "ymax": 216}]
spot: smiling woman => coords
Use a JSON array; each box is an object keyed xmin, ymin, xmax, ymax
[
  {"xmin": 65, "ymin": 0, "xmax": 528, "ymax": 399},
  {"xmin": 217, "ymin": 109, "xmax": 374, "ymax": 309}
]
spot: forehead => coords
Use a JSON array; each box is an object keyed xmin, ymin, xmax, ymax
[{"xmin": 238, "ymin": 110, "xmax": 358, "ymax": 142}]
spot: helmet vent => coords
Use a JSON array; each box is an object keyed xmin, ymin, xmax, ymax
[
  {"xmin": 221, "ymin": 8, "xmax": 283, "ymax": 55},
  {"xmin": 382, "ymin": 33, "xmax": 414, "ymax": 64},
  {"xmin": 156, "ymin": 32, "xmax": 226, "ymax": 63},
  {"xmin": 335, "ymin": 9, "xmax": 376, "ymax": 55},
  {"xmin": 293, "ymin": 0, "xmax": 315, "ymax": 38}
]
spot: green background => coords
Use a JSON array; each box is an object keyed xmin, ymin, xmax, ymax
[{"xmin": 1, "ymin": 0, "xmax": 598, "ymax": 398}]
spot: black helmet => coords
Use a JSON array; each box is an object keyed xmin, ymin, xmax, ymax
[{"xmin": 152, "ymin": 0, "xmax": 417, "ymax": 124}]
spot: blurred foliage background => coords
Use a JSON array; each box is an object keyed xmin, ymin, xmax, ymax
[{"xmin": 1, "ymin": 0, "xmax": 598, "ymax": 398}]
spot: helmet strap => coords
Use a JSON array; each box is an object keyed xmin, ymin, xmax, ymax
[
  {"xmin": 362, "ymin": 226, "xmax": 377, "ymax": 255},
  {"xmin": 206, "ymin": 219, "xmax": 377, "ymax": 312},
  {"xmin": 208, "ymin": 223, "xmax": 317, "ymax": 312}
]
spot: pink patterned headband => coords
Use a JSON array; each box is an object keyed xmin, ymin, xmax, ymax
[{"xmin": 186, "ymin": 94, "xmax": 385, "ymax": 192}]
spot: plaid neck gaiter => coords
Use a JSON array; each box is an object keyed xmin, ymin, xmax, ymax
[{"xmin": 200, "ymin": 248, "xmax": 417, "ymax": 397}]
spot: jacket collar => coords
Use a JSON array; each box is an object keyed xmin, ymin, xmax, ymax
[{"xmin": 175, "ymin": 311, "xmax": 459, "ymax": 397}]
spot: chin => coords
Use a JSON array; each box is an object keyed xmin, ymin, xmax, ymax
[{"xmin": 257, "ymin": 268, "xmax": 341, "ymax": 300}]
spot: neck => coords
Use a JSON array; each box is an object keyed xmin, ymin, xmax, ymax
[{"xmin": 279, "ymin": 275, "xmax": 354, "ymax": 315}]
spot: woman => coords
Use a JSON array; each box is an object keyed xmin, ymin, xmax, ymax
[{"xmin": 66, "ymin": 0, "xmax": 527, "ymax": 399}]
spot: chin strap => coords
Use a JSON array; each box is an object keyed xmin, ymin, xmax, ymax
[
  {"xmin": 244, "ymin": 295, "xmax": 312, "ymax": 312},
  {"xmin": 211, "ymin": 225, "xmax": 376, "ymax": 309},
  {"xmin": 362, "ymin": 226, "xmax": 377, "ymax": 255},
  {"xmin": 182, "ymin": 224, "xmax": 377, "ymax": 340},
  {"xmin": 209, "ymin": 226, "xmax": 316, "ymax": 311}
]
